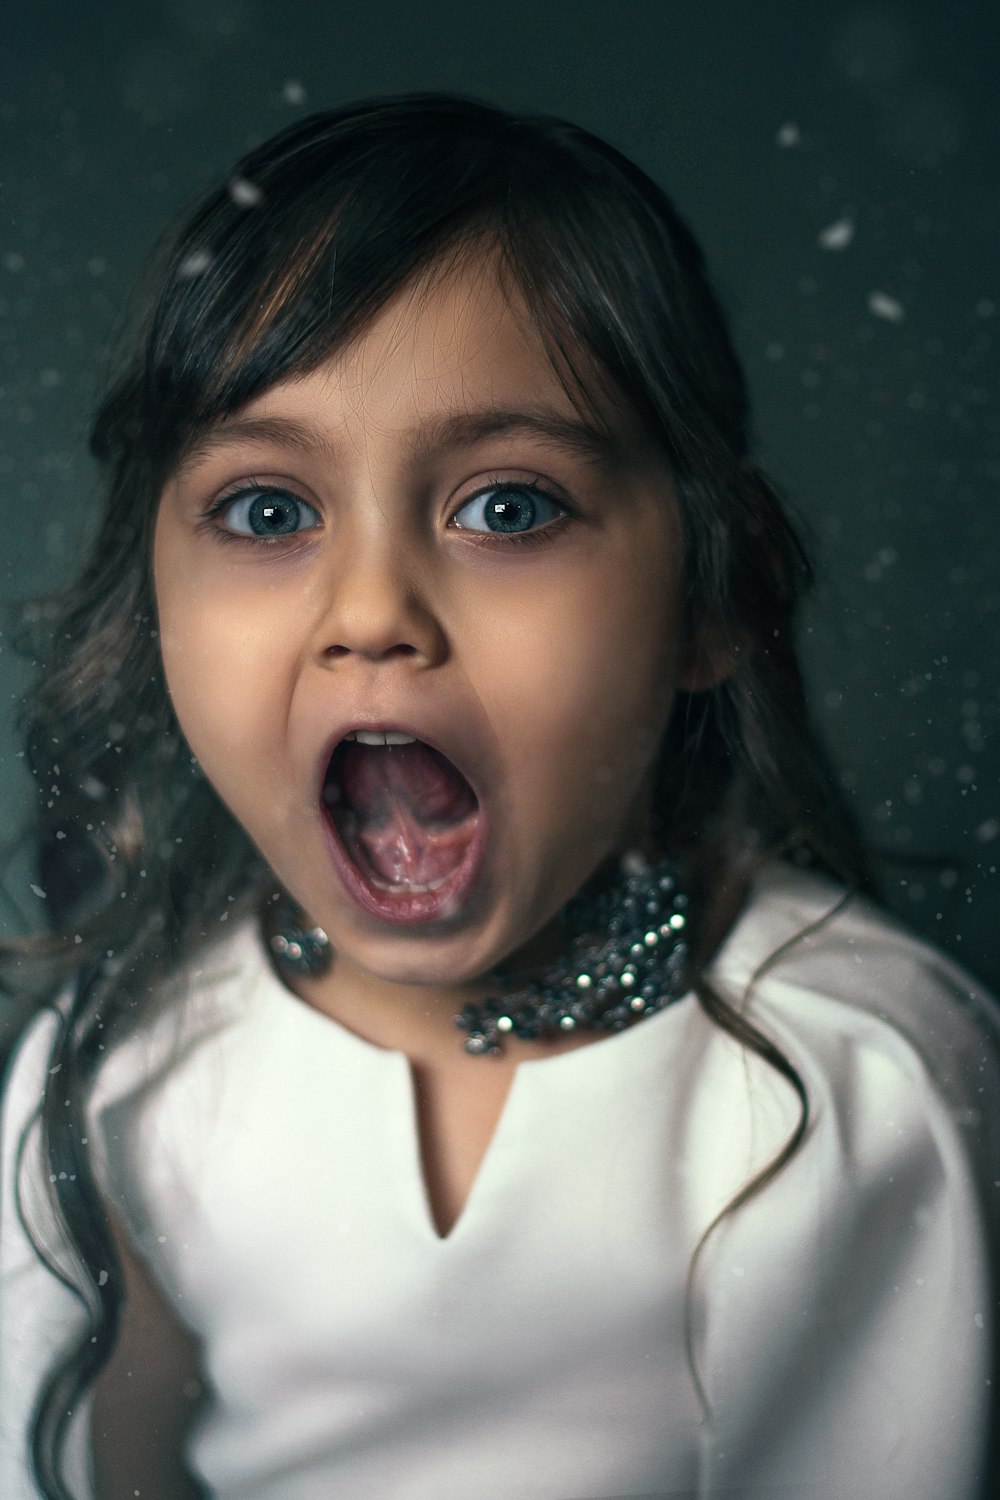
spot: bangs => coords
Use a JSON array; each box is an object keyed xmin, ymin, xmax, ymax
[{"xmin": 93, "ymin": 96, "xmax": 747, "ymax": 483}]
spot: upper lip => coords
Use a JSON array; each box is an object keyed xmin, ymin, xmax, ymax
[{"xmin": 316, "ymin": 715, "xmax": 489, "ymax": 807}]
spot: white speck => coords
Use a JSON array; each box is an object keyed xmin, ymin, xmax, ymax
[
  {"xmin": 283, "ymin": 79, "xmax": 306, "ymax": 105},
  {"xmin": 178, "ymin": 248, "xmax": 213, "ymax": 279},
  {"xmin": 975, "ymin": 1312, "xmax": 985, "ymax": 1329},
  {"xmin": 818, "ymin": 217, "xmax": 855, "ymax": 250},
  {"xmin": 158, "ymin": 1235, "xmax": 167, "ymax": 1243},
  {"xmin": 30, "ymin": 884, "xmax": 47, "ymax": 900},
  {"xmin": 48, "ymin": 1064, "xmax": 62, "ymax": 1075},
  {"xmin": 975, "ymin": 818, "xmax": 999, "ymax": 843},
  {"xmin": 620, "ymin": 848, "xmax": 650, "ymax": 877},
  {"xmin": 868, "ymin": 290, "xmax": 905, "ymax": 322},
  {"xmin": 98, "ymin": 1270, "xmax": 109, "ymax": 1287},
  {"xmin": 776, "ymin": 121, "xmax": 801, "ymax": 147},
  {"xmin": 229, "ymin": 177, "xmax": 264, "ymax": 208},
  {"xmin": 81, "ymin": 774, "xmax": 107, "ymax": 799}
]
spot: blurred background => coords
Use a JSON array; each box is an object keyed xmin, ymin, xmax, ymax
[{"xmin": 0, "ymin": 0, "xmax": 997, "ymax": 986}]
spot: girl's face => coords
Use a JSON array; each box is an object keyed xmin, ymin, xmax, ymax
[{"xmin": 154, "ymin": 254, "xmax": 702, "ymax": 998}]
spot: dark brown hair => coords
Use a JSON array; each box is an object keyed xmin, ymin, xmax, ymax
[{"xmin": 2, "ymin": 92, "xmax": 870, "ymax": 1496}]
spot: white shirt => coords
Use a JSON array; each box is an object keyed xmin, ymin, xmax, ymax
[{"xmin": 2, "ymin": 863, "xmax": 999, "ymax": 1499}]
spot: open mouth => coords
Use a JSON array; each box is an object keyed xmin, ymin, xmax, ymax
[{"xmin": 320, "ymin": 732, "xmax": 485, "ymax": 922}]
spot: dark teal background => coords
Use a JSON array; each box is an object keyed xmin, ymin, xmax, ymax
[{"xmin": 1, "ymin": 0, "xmax": 997, "ymax": 983}]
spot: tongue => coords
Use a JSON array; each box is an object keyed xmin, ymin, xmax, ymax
[{"xmin": 330, "ymin": 741, "xmax": 479, "ymax": 889}]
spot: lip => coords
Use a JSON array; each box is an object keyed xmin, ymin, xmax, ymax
[{"xmin": 316, "ymin": 717, "xmax": 492, "ymax": 926}]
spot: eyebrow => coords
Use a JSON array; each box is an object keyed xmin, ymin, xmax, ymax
[{"xmin": 175, "ymin": 404, "xmax": 625, "ymax": 478}]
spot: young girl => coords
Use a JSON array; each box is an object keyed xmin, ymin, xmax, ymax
[{"xmin": 1, "ymin": 92, "xmax": 998, "ymax": 1500}]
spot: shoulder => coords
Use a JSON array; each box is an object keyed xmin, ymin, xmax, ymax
[
  {"xmin": 1, "ymin": 919, "xmax": 269, "ymax": 1276},
  {"xmin": 698, "ymin": 870, "xmax": 1000, "ymax": 1499},
  {"xmin": 712, "ymin": 861, "xmax": 1000, "ymax": 1081},
  {"xmin": 706, "ymin": 862, "xmax": 1000, "ymax": 1231},
  {"xmin": 0, "ymin": 1004, "xmax": 98, "ymax": 1497}
]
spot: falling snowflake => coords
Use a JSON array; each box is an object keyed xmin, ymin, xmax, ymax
[
  {"xmin": 178, "ymin": 248, "xmax": 213, "ymax": 279},
  {"xmin": 818, "ymin": 217, "xmax": 855, "ymax": 250},
  {"xmin": 868, "ymin": 290, "xmax": 905, "ymax": 322},
  {"xmin": 283, "ymin": 79, "xmax": 306, "ymax": 105},
  {"xmin": 776, "ymin": 122, "xmax": 801, "ymax": 147},
  {"xmin": 229, "ymin": 177, "xmax": 264, "ymax": 208}
]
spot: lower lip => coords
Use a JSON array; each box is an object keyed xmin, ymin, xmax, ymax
[{"xmin": 320, "ymin": 803, "xmax": 490, "ymax": 925}]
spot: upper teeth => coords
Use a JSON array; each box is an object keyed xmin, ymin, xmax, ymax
[{"xmin": 344, "ymin": 730, "xmax": 416, "ymax": 746}]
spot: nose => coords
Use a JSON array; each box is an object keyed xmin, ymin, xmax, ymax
[{"xmin": 311, "ymin": 532, "xmax": 448, "ymax": 668}]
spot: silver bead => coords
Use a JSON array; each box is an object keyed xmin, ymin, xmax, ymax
[{"xmin": 451, "ymin": 853, "xmax": 687, "ymax": 1056}]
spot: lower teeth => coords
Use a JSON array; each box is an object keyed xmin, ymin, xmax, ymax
[{"xmin": 367, "ymin": 872, "xmax": 451, "ymax": 894}]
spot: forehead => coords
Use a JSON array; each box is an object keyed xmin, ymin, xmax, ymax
[
  {"xmin": 323, "ymin": 258, "xmax": 551, "ymax": 415},
  {"xmin": 212, "ymin": 253, "xmax": 640, "ymax": 453}
]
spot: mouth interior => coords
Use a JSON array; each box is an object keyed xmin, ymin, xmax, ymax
[{"xmin": 323, "ymin": 741, "xmax": 480, "ymax": 892}]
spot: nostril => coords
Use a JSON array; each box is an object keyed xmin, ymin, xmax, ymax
[{"xmin": 321, "ymin": 642, "xmax": 421, "ymax": 661}]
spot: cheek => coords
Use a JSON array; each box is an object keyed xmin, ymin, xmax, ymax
[
  {"xmin": 470, "ymin": 555, "xmax": 682, "ymax": 799},
  {"xmin": 154, "ymin": 533, "xmax": 288, "ymax": 773}
]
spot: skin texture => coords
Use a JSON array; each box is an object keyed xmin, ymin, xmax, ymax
[{"xmin": 153, "ymin": 254, "xmax": 705, "ymax": 1066}]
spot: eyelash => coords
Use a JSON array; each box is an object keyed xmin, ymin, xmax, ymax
[
  {"xmin": 196, "ymin": 477, "xmax": 317, "ymax": 549},
  {"xmin": 453, "ymin": 477, "xmax": 572, "ymax": 550},
  {"xmin": 197, "ymin": 475, "xmax": 574, "ymax": 551}
]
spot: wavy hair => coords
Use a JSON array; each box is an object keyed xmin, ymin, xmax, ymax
[{"xmin": 1, "ymin": 92, "xmax": 871, "ymax": 1496}]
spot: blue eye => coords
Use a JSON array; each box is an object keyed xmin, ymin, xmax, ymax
[
  {"xmin": 218, "ymin": 488, "xmax": 321, "ymax": 538},
  {"xmin": 452, "ymin": 482, "xmax": 565, "ymax": 537}
]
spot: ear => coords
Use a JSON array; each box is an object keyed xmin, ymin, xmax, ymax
[{"xmin": 677, "ymin": 623, "xmax": 738, "ymax": 694}]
